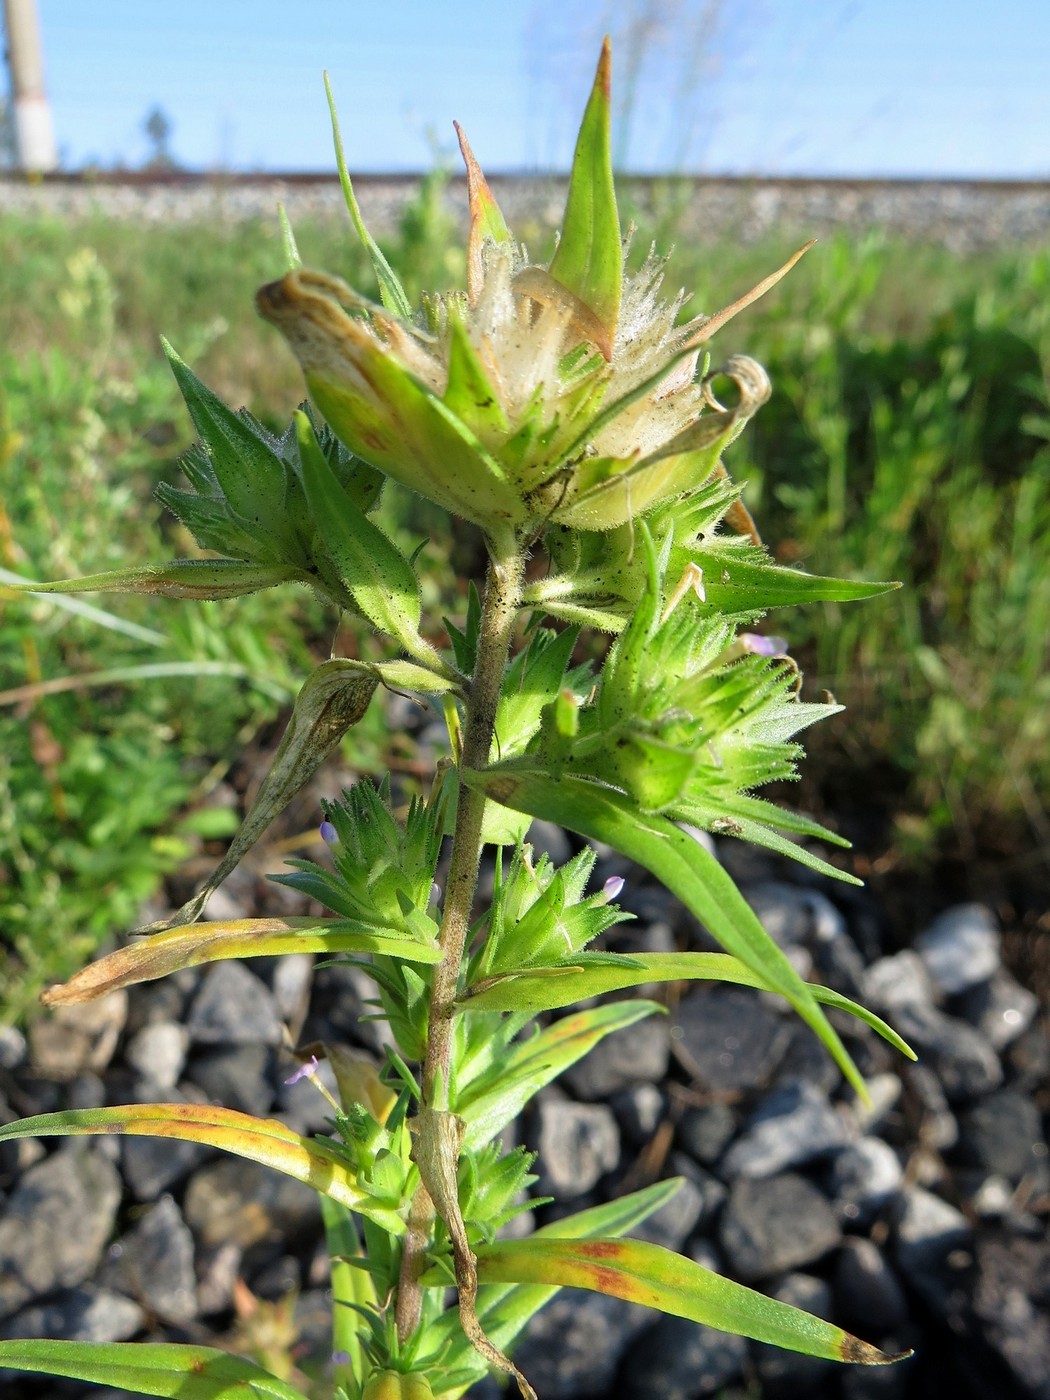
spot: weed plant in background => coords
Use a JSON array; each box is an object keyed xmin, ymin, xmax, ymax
[
  {"xmin": 0, "ymin": 249, "xmax": 326, "ymax": 1018},
  {"xmin": 0, "ymin": 43, "xmax": 915, "ymax": 1398}
]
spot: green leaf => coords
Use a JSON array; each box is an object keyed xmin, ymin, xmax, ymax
[
  {"xmin": 139, "ymin": 659, "xmax": 379, "ymax": 932},
  {"xmin": 0, "ymin": 565, "xmax": 168, "ymax": 645},
  {"xmin": 295, "ymin": 410, "xmax": 426, "ymax": 654},
  {"xmin": 0, "ymin": 1105, "xmax": 405, "ymax": 1233},
  {"xmin": 0, "ymin": 1340, "xmax": 312, "ymax": 1398},
  {"xmin": 7, "ymin": 559, "xmax": 303, "ymax": 601},
  {"xmin": 443, "ymin": 316, "xmax": 510, "ymax": 442},
  {"xmin": 278, "ymin": 203, "xmax": 302, "ymax": 271},
  {"xmin": 692, "ymin": 547, "xmax": 900, "ymax": 611},
  {"xmin": 472, "ymin": 1237, "xmax": 910, "ymax": 1365},
  {"xmin": 677, "ymin": 800, "xmax": 863, "ymax": 884},
  {"xmin": 322, "ymin": 1196, "xmax": 376, "ymax": 1389},
  {"xmin": 324, "ymin": 73, "xmax": 412, "ymax": 319},
  {"xmin": 42, "ymin": 915, "xmax": 442, "ymax": 1006},
  {"xmin": 458, "ymin": 951, "xmax": 915, "ymax": 1059},
  {"xmin": 464, "ymin": 768, "xmax": 871, "ymax": 1101},
  {"xmin": 424, "ymin": 1180, "xmax": 682, "ymax": 1397},
  {"xmin": 548, "ymin": 38, "xmax": 621, "ymax": 358},
  {"xmin": 456, "ymin": 999, "xmax": 661, "ymax": 1150},
  {"xmin": 163, "ymin": 341, "xmax": 297, "ymax": 560}
]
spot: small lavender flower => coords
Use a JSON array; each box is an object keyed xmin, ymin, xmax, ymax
[
  {"xmin": 602, "ymin": 875, "xmax": 625, "ymax": 902},
  {"xmin": 284, "ymin": 1054, "xmax": 320, "ymax": 1086},
  {"xmin": 319, "ymin": 819, "xmax": 338, "ymax": 845},
  {"xmin": 739, "ymin": 632, "xmax": 789, "ymax": 658}
]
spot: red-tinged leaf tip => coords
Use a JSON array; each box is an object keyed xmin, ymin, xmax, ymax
[
  {"xmin": 548, "ymin": 37, "xmax": 621, "ymax": 359},
  {"xmin": 455, "ymin": 120, "xmax": 511, "ymax": 304},
  {"xmin": 597, "ymin": 34, "xmax": 612, "ymax": 99}
]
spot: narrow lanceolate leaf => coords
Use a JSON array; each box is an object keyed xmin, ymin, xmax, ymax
[
  {"xmin": 425, "ymin": 1180, "xmax": 683, "ymax": 1398},
  {"xmin": 140, "ymin": 660, "xmax": 378, "ymax": 932},
  {"xmin": 0, "ymin": 565, "xmax": 167, "ymax": 644},
  {"xmin": 689, "ymin": 549, "xmax": 900, "ymax": 611},
  {"xmin": 42, "ymin": 916, "xmax": 442, "ymax": 1006},
  {"xmin": 325, "ymin": 72, "xmax": 412, "ymax": 319},
  {"xmin": 455, "ymin": 121, "xmax": 511, "ymax": 304},
  {"xmin": 548, "ymin": 37, "xmax": 621, "ymax": 358},
  {"xmin": 456, "ymin": 1000, "xmax": 661, "ymax": 1150},
  {"xmin": 295, "ymin": 411, "xmax": 426, "ymax": 654},
  {"xmin": 465, "ymin": 768, "xmax": 870, "ymax": 1102},
  {"xmin": 6, "ymin": 560, "xmax": 303, "ymax": 600},
  {"xmin": 472, "ymin": 1237, "xmax": 911, "ymax": 1365},
  {"xmin": 459, "ymin": 952, "xmax": 915, "ymax": 1060},
  {"xmin": 0, "ymin": 1340, "xmax": 312, "ymax": 1399},
  {"xmin": 0, "ymin": 1105, "xmax": 405, "ymax": 1233}
]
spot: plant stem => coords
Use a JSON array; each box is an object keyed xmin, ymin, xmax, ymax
[{"xmin": 395, "ymin": 535, "xmax": 526, "ymax": 1342}]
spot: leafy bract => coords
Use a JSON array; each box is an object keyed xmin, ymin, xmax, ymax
[
  {"xmin": 547, "ymin": 37, "xmax": 620, "ymax": 358},
  {"xmin": 456, "ymin": 1000, "xmax": 661, "ymax": 1150},
  {"xmin": 465, "ymin": 768, "xmax": 870, "ymax": 1101},
  {"xmin": 295, "ymin": 410, "xmax": 431, "ymax": 660}
]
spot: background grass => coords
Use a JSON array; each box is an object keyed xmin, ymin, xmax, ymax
[{"xmin": 2, "ymin": 183, "xmax": 1047, "ymax": 1020}]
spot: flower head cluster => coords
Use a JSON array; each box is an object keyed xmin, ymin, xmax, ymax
[{"xmin": 257, "ymin": 42, "xmax": 801, "ymax": 542}]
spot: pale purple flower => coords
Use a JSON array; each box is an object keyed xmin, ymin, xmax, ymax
[
  {"xmin": 319, "ymin": 820, "xmax": 338, "ymax": 845},
  {"xmin": 739, "ymin": 632, "xmax": 788, "ymax": 658},
  {"xmin": 602, "ymin": 876, "xmax": 625, "ymax": 902},
  {"xmin": 284, "ymin": 1054, "xmax": 320, "ymax": 1086}
]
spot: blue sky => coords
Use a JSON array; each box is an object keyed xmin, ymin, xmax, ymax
[{"xmin": 22, "ymin": 0, "xmax": 1050, "ymax": 177}]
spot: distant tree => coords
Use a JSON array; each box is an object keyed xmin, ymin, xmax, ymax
[{"xmin": 142, "ymin": 103, "xmax": 177, "ymax": 169}]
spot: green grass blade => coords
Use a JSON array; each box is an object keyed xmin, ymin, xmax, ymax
[{"xmin": 324, "ymin": 72, "xmax": 412, "ymax": 318}]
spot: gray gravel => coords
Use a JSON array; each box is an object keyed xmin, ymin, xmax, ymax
[{"xmin": 3, "ymin": 174, "xmax": 1049, "ymax": 253}]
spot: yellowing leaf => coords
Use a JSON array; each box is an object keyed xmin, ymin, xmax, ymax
[
  {"xmin": 0, "ymin": 1339, "xmax": 312, "ymax": 1398},
  {"xmin": 43, "ymin": 916, "xmax": 441, "ymax": 1006},
  {"xmin": 474, "ymin": 1237, "xmax": 911, "ymax": 1365},
  {"xmin": 0, "ymin": 1104, "xmax": 404, "ymax": 1233}
]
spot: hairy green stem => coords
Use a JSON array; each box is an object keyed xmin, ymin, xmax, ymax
[{"xmin": 395, "ymin": 536, "xmax": 527, "ymax": 1342}]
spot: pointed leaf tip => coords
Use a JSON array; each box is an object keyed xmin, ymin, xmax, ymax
[
  {"xmin": 548, "ymin": 37, "xmax": 621, "ymax": 359},
  {"xmin": 455, "ymin": 121, "xmax": 511, "ymax": 304}
]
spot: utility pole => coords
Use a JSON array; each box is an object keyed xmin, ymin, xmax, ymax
[{"xmin": 3, "ymin": 0, "xmax": 57, "ymax": 171}]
